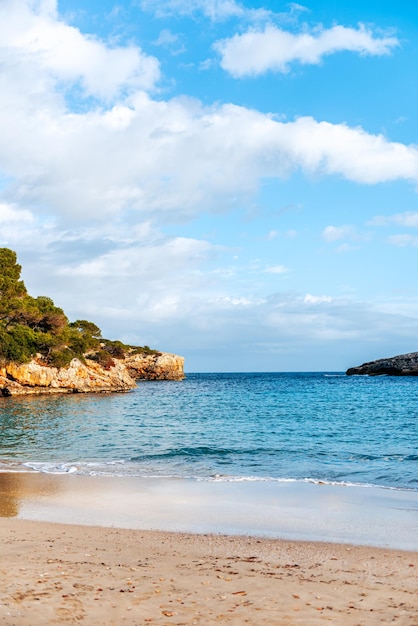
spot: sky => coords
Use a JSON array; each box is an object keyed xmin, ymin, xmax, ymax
[{"xmin": 1, "ymin": 0, "xmax": 418, "ymax": 372}]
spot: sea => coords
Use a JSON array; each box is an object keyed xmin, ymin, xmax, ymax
[
  {"xmin": 0, "ymin": 372, "xmax": 417, "ymax": 491},
  {"xmin": 1, "ymin": 372, "xmax": 418, "ymax": 548}
]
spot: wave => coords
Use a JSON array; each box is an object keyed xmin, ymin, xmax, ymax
[
  {"xmin": 131, "ymin": 446, "xmax": 236, "ymax": 461},
  {"xmin": 205, "ymin": 475, "xmax": 415, "ymax": 491},
  {"xmin": 323, "ymin": 374, "xmax": 345, "ymax": 378},
  {"xmin": 0, "ymin": 459, "xmax": 416, "ymax": 493},
  {"xmin": 130, "ymin": 445, "xmax": 287, "ymax": 462},
  {"xmin": 133, "ymin": 447, "xmax": 418, "ymax": 465},
  {"xmin": 347, "ymin": 452, "xmax": 418, "ymax": 462}
]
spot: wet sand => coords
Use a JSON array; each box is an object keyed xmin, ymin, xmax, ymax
[
  {"xmin": 1, "ymin": 472, "xmax": 418, "ymax": 549},
  {"xmin": 1, "ymin": 518, "xmax": 417, "ymax": 625}
]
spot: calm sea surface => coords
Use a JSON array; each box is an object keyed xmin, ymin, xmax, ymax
[{"xmin": 0, "ymin": 373, "xmax": 417, "ymax": 491}]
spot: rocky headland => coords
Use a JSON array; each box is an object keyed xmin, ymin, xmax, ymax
[
  {"xmin": 346, "ymin": 351, "xmax": 418, "ymax": 376},
  {"xmin": 0, "ymin": 352, "xmax": 185, "ymax": 396},
  {"xmin": 0, "ymin": 247, "xmax": 185, "ymax": 396}
]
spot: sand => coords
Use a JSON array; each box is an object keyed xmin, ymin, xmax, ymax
[
  {"xmin": 1, "ymin": 472, "xmax": 417, "ymax": 624},
  {"xmin": 1, "ymin": 472, "xmax": 418, "ymax": 550},
  {"xmin": 0, "ymin": 518, "xmax": 417, "ymax": 626}
]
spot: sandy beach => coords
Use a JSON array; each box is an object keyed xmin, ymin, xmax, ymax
[
  {"xmin": 1, "ymin": 518, "xmax": 417, "ymax": 625},
  {"xmin": 0, "ymin": 472, "xmax": 417, "ymax": 624}
]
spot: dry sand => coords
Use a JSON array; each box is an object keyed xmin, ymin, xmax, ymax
[{"xmin": 0, "ymin": 518, "xmax": 417, "ymax": 625}]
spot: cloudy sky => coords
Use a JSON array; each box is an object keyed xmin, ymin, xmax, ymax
[{"xmin": 1, "ymin": 0, "xmax": 418, "ymax": 372}]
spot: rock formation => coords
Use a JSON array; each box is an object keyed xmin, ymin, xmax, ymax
[
  {"xmin": 124, "ymin": 352, "xmax": 185, "ymax": 381},
  {"xmin": 346, "ymin": 352, "xmax": 418, "ymax": 376},
  {"xmin": 0, "ymin": 352, "xmax": 185, "ymax": 396}
]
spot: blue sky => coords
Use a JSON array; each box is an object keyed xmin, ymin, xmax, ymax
[{"xmin": 1, "ymin": 0, "xmax": 418, "ymax": 371}]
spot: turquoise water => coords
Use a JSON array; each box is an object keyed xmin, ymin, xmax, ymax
[{"xmin": 0, "ymin": 373, "xmax": 417, "ymax": 490}]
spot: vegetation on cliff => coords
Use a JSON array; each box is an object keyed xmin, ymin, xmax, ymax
[{"xmin": 0, "ymin": 248, "xmax": 159, "ymax": 368}]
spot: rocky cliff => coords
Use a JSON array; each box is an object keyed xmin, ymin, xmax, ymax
[
  {"xmin": 346, "ymin": 352, "xmax": 418, "ymax": 376},
  {"xmin": 124, "ymin": 352, "xmax": 185, "ymax": 381},
  {"xmin": 0, "ymin": 352, "xmax": 185, "ymax": 396}
]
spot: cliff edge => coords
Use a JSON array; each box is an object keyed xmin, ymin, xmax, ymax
[
  {"xmin": 0, "ymin": 352, "xmax": 185, "ymax": 396},
  {"xmin": 346, "ymin": 352, "xmax": 418, "ymax": 376}
]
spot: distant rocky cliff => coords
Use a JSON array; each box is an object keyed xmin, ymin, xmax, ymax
[
  {"xmin": 0, "ymin": 352, "xmax": 185, "ymax": 396},
  {"xmin": 124, "ymin": 352, "xmax": 185, "ymax": 381},
  {"xmin": 346, "ymin": 352, "xmax": 418, "ymax": 376}
]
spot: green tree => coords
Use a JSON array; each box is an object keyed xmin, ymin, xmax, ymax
[
  {"xmin": 0, "ymin": 248, "xmax": 159, "ymax": 367},
  {"xmin": 0, "ymin": 248, "xmax": 28, "ymax": 327},
  {"xmin": 0, "ymin": 248, "xmax": 26, "ymax": 295},
  {"xmin": 69, "ymin": 320, "xmax": 102, "ymax": 338},
  {"xmin": 0, "ymin": 248, "xmax": 70, "ymax": 364}
]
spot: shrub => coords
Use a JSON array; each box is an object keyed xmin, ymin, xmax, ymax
[
  {"xmin": 0, "ymin": 325, "xmax": 38, "ymax": 363},
  {"xmin": 101, "ymin": 340, "xmax": 128, "ymax": 359},
  {"xmin": 48, "ymin": 347, "xmax": 75, "ymax": 368},
  {"xmin": 89, "ymin": 349, "xmax": 115, "ymax": 370},
  {"xmin": 131, "ymin": 345, "xmax": 162, "ymax": 356}
]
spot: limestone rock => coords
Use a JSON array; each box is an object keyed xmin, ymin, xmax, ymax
[
  {"xmin": 0, "ymin": 351, "xmax": 185, "ymax": 396},
  {"xmin": 346, "ymin": 351, "xmax": 418, "ymax": 376},
  {"xmin": 0, "ymin": 358, "xmax": 136, "ymax": 396},
  {"xmin": 124, "ymin": 352, "xmax": 185, "ymax": 381}
]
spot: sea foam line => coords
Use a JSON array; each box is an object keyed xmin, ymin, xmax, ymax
[{"xmin": 0, "ymin": 459, "xmax": 415, "ymax": 492}]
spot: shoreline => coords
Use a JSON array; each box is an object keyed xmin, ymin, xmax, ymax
[
  {"xmin": 1, "ymin": 472, "xmax": 417, "ymax": 624},
  {"xmin": 1, "ymin": 471, "xmax": 417, "ymax": 550},
  {"xmin": 1, "ymin": 518, "xmax": 417, "ymax": 625}
]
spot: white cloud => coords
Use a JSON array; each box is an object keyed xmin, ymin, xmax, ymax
[
  {"xmin": 7, "ymin": 218, "xmax": 220, "ymax": 334},
  {"xmin": 3, "ymin": 205, "xmax": 418, "ymax": 370},
  {"xmin": 266, "ymin": 230, "xmax": 278, "ymax": 240},
  {"xmin": 0, "ymin": 203, "xmax": 34, "ymax": 224},
  {"xmin": 141, "ymin": 0, "xmax": 244, "ymax": 19},
  {"xmin": 369, "ymin": 211, "xmax": 418, "ymax": 248},
  {"xmin": 387, "ymin": 234, "xmax": 418, "ymax": 247},
  {"xmin": 215, "ymin": 23, "xmax": 399, "ymax": 77},
  {"xmin": 154, "ymin": 29, "xmax": 180, "ymax": 46},
  {"xmin": 216, "ymin": 296, "xmax": 256, "ymax": 307},
  {"xmin": 59, "ymin": 236, "xmax": 213, "ymax": 279},
  {"xmin": 283, "ymin": 117, "xmax": 418, "ymax": 184},
  {"xmin": 322, "ymin": 225, "xmax": 355, "ymax": 242},
  {"xmin": 0, "ymin": 0, "xmax": 160, "ymax": 100},
  {"xmin": 264, "ymin": 265, "xmax": 288, "ymax": 274},
  {"xmin": 289, "ymin": 3, "xmax": 309, "ymax": 14},
  {"xmin": 140, "ymin": 0, "xmax": 312, "ymax": 25},
  {"xmin": 153, "ymin": 29, "xmax": 186, "ymax": 55},
  {"xmin": 0, "ymin": 4, "xmax": 415, "ymax": 227},
  {"xmin": 1, "ymin": 82, "xmax": 418, "ymax": 224},
  {"xmin": 369, "ymin": 211, "xmax": 418, "ymax": 228},
  {"xmin": 67, "ymin": 266, "xmax": 418, "ymax": 366},
  {"xmin": 304, "ymin": 294, "xmax": 333, "ymax": 304}
]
